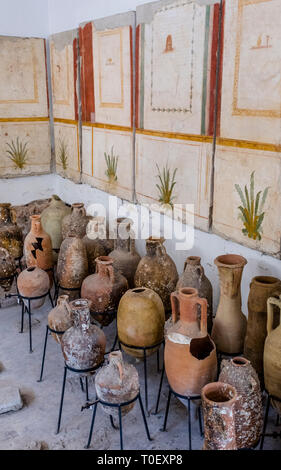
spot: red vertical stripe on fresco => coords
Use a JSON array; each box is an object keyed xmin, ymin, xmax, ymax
[
  {"xmin": 43, "ymin": 39, "xmax": 50, "ymax": 117},
  {"xmin": 208, "ymin": 0, "xmax": 225, "ymax": 137},
  {"xmin": 73, "ymin": 37, "xmax": 78, "ymax": 121},
  {"xmin": 135, "ymin": 24, "xmax": 140, "ymax": 130},
  {"xmin": 130, "ymin": 26, "xmax": 134, "ymax": 128},
  {"xmin": 79, "ymin": 22, "xmax": 95, "ymax": 123}
]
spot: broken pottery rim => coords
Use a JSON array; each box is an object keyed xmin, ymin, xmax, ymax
[
  {"xmin": 70, "ymin": 298, "xmax": 89, "ymax": 309},
  {"xmin": 202, "ymin": 382, "xmax": 237, "ymax": 406},
  {"xmin": 214, "ymin": 254, "xmax": 247, "ymax": 269},
  {"xmin": 146, "ymin": 236, "xmax": 165, "ymax": 245},
  {"xmin": 231, "ymin": 356, "xmax": 249, "ymax": 367},
  {"xmin": 252, "ymin": 276, "xmax": 281, "ymax": 287},
  {"xmin": 186, "ymin": 256, "xmax": 201, "ymax": 265},
  {"xmin": 96, "ymin": 255, "xmax": 113, "ymax": 265}
]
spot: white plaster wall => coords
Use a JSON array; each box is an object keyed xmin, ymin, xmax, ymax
[
  {"xmin": 1, "ymin": 173, "xmax": 280, "ymax": 317},
  {"xmin": 0, "ymin": 0, "xmax": 49, "ymax": 37}
]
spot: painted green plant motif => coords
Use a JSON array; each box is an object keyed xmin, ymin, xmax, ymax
[
  {"xmin": 5, "ymin": 137, "xmax": 29, "ymax": 169},
  {"xmin": 58, "ymin": 139, "xmax": 68, "ymax": 170},
  {"xmin": 104, "ymin": 146, "xmax": 118, "ymax": 183},
  {"xmin": 235, "ymin": 171, "xmax": 269, "ymax": 241},
  {"xmin": 156, "ymin": 163, "xmax": 177, "ymax": 208}
]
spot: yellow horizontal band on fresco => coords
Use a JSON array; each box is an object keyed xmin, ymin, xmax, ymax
[{"xmin": 0, "ymin": 117, "xmax": 49, "ymax": 122}]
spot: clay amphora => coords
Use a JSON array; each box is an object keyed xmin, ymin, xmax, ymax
[
  {"xmin": 17, "ymin": 267, "xmax": 50, "ymax": 309},
  {"xmin": 177, "ymin": 256, "xmax": 213, "ymax": 333},
  {"xmin": 83, "ymin": 217, "xmax": 107, "ymax": 273},
  {"xmin": 95, "ymin": 350, "xmax": 139, "ymax": 417},
  {"xmin": 48, "ymin": 295, "xmax": 73, "ymax": 343},
  {"xmin": 165, "ymin": 287, "xmax": 217, "ymax": 396},
  {"xmin": 24, "ymin": 215, "xmax": 54, "ymax": 285},
  {"xmin": 219, "ymin": 357, "xmax": 263, "ymax": 449},
  {"xmin": 117, "ymin": 287, "xmax": 165, "ymax": 358},
  {"xmin": 201, "ymin": 382, "xmax": 237, "ymax": 450},
  {"xmin": 135, "ymin": 237, "xmax": 178, "ymax": 313},
  {"xmin": 0, "ymin": 247, "xmax": 16, "ymax": 291},
  {"xmin": 57, "ymin": 237, "xmax": 88, "ymax": 299},
  {"xmin": 61, "ymin": 299, "xmax": 106, "ymax": 372},
  {"xmin": 41, "ymin": 195, "xmax": 71, "ymax": 262},
  {"xmin": 62, "ymin": 203, "xmax": 89, "ymax": 240},
  {"xmin": 264, "ymin": 295, "xmax": 281, "ymax": 414},
  {"xmin": 81, "ymin": 256, "xmax": 128, "ymax": 327},
  {"xmin": 109, "ymin": 218, "xmax": 140, "ymax": 288},
  {"xmin": 211, "ymin": 254, "xmax": 247, "ymax": 354},
  {"xmin": 0, "ymin": 203, "xmax": 23, "ymax": 259},
  {"xmin": 244, "ymin": 276, "xmax": 281, "ymax": 386}
]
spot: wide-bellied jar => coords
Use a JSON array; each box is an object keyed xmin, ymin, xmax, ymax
[
  {"xmin": 24, "ymin": 215, "xmax": 53, "ymax": 285},
  {"xmin": 48, "ymin": 295, "xmax": 73, "ymax": 343}
]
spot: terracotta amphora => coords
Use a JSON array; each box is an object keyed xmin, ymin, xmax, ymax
[
  {"xmin": 135, "ymin": 237, "xmax": 178, "ymax": 314},
  {"xmin": 95, "ymin": 350, "xmax": 139, "ymax": 417},
  {"xmin": 264, "ymin": 295, "xmax": 281, "ymax": 414},
  {"xmin": 177, "ymin": 256, "xmax": 213, "ymax": 332},
  {"xmin": 0, "ymin": 247, "xmax": 16, "ymax": 291},
  {"xmin": 0, "ymin": 203, "xmax": 23, "ymax": 259},
  {"xmin": 211, "ymin": 254, "xmax": 247, "ymax": 354},
  {"xmin": 17, "ymin": 267, "xmax": 50, "ymax": 309},
  {"xmin": 61, "ymin": 299, "xmax": 106, "ymax": 373},
  {"xmin": 41, "ymin": 195, "xmax": 71, "ymax": 262},
  {"xmin": 165, "ymin": 287, "xmax": 217, "ymax": 396},
  {"xmin": 81, "ymin": 256, "xmax": 128, "ymax": 326},
  {"xmin": 201, "ymin": 382, "xmax": 238, "ymax": 450},
  {"xmin": 57, "ymin": 237, "xmax": 88, "ymax": 300},
  {"xmin": 62, "ymin": 203, "xmax": 89, "ymax": 240},
  {"xmin": 219, "ymin": 357, "xmax": 263, "ymax": 449},
  {"xmin": 24, "ymin": 215, "xmax": 54, "ymax": 285},
  {"xmin": 83, "ymin": 217, "xmax": 107, "ymax": 274},
  {"xmin": 48, "ymin": 295, "xmax": 73, "ymax": 343},
  {"xmin": 117, "ymin": 287, "xmax": 165, "ymax": 358},
  {"xmin": 109, "ymin": 218, "xmax": 140, "ymax": 288},
  {"xmin": 244, "ymin": 276, "xmax": 281, "ymax": 386}
]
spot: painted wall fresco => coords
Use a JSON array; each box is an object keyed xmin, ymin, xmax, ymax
[
  {"xmin": 0, "ymin": 36, "xmax": 51, "ymax": 177},
  {"xmin": 79, "ymin": 13, "xmax": 135, "ymax": 200},
  {"xmin": 50, "ymin": 30, "xmax": 80, "ymax": 182}
]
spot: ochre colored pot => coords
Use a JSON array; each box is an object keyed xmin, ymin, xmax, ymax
[
  {"xmin": 61, "ymin": 299, "xmax": 106, "ymax": 372},
  {"xmin": 41, "ymin": 195, "xmax": 71, "ymax": 262},
  {"xmin": 211, "ymin": 254, "xmax": 247, "ymax": 354},
  {"xmin": 177, "ymin": 256, "xmax": 213, "ymax": 333},
  {"xmin": 81, "ymin": 256, "xmax": 128, "ymax": 326},
  {"xmin": 264, "ymin": 295, "xmax": 281, "ymax": 414},
  {"xmin": 134, "ymin": 237, "xmax": 178, "ymax": 314},
  {"xmin": 24, "ymin": 215, "xmax": 53, "ymax": 285},
  {"xmin": 165, "ymin": 288, "xmax": 217, "ymax": 396},
  {"xmin": 219, "ymin": 357, "xmax": 263, "ymax": 449},
  {"xmin": 117, "ymin": 287, "xmax": 165, "ymax": 358},
  {"xmin": 202, "ymin": 382, "xmax": 237, "ymax": 450},
  {"xmin": 48, "ymin": 295, "xmax": 73, "ymax": 343},
  {"xmin": 17, "ymin": 267, "xmax": 50, "ymax": 309},
  {"xmin": 244, "ymin": 276, "xmax": 281, "ymax": 386},
  {"xmin": 0, "ymin": 203, "xmax": 23, "ymax": 259},
  {"xmin": 57, "ymin": 237, "xmax": 88, "ymax": 299},
  {"xmin": 0, "ymin": 247, "xmax": 16, "ymax": 291},
  {"xmin": 62, "ymin": 203, "xmax": 89, "ymax": 240}
]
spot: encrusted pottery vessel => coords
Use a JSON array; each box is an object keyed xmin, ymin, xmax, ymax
[
  {"xmin": 264, "ymin": 295, "xmax": 281, "ymax": 414},
  {"xmin": 57, "ymin": 237, "xmax": 88, "ymax": 299},
  {"xmin": 0, "ymin": 247, "xmax": 16, "ymax": 291},
  {"xmin": 0, "ymin": 203, "xmax": 23, "ymax": 259},
  {"xmin": 17, "ymin": 267, "xmax": 50, "ymax": 309},
  {"xmin": 62, "ymin": 203, "xmax": 89, "ymax": 240},
  {"xmin": 83, "ymin": 217, "xmax": 108, "ymax": 274},
  {"xmin": 48, "ymin": 295, "xmax": 73, "ymax": 343}
]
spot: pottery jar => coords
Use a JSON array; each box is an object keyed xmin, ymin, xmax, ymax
[
  {"xmin": 61, "ymin": 299, "xmax": 106, "ymax": 372},
  {"xmin": 17, "ymin": 266, "xmax": 50, "ymax": 309},
  {"xmin": 0, "ymin": 247, "xmax": 16, "ymax": 291},
  {"xmin": 62, "ymin": 203, "xmax": 89, "ymax": 240},
  {"xmin": 109, "ymin": 218, "xmax": 140, "ymax": 288},
  {"xmin": 164, "ymin": 288, "xmax": 217, "ymax": 396},
  {"xmin": 95, "ymin": 350, "xmax": 139, "ymax": 417},
  {"xmin": 83, "ymin": 217, "xmax": 107, "ymax": 274},
  {"xmin": 81, "ymin": 256, "xmax": 128, "ymax": 327},
  {"xmin": 0, "ymin": 203, "xmax": 23, "ymax": 259},
  {"xmin": 219, "ymin": 357, "xmax": 263, "ymax": 449},
  {"xmin": 117, "ymin": 287, "xmax": 165, "ymax": 358},
  {"xmin": 57, "ymin": 237, "xmax": 88, "ymax": 300},
  {"xmin": 201, "ymin": 382, "xmax": 238, "ymax": 450},
  {"xmin": 41, "ymin": 195, "xmax": 71, "ymax": 263},
  {"xmin": 244, "ymin": 276, "xmax": 281, "ymax": 385},
  {"xmin": 264, "ymin": 295, "xmax": 281, "ymax": 414},
  {"xmin": 211, "ymin": 254, "xmax": 247, "ymax": 354},
  {"xmin": 177, "ymin": 256, "xmax": 213, "ymax": 333},
  {"xmin": 134, "ymin": 237, "xmax": 178, "ymax": 313},
  {"xmin": 48, "ymin": 295, "xmax": 73, "ymax": 343}
]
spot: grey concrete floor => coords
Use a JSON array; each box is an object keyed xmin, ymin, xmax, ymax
[{"xmin": 0, "ymin": 294, "xmax": 280, "ymax": 451}]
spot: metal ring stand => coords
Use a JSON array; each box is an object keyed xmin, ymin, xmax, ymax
[
  {"xmin": 260, "ymin": 390, "xmax": 281, "ymax": 450},
  {"xmin": 54, "ymin": 284, "xmax": 81, "ymax": 305},
  {"xmin": 93, "ymin": 310, "xmax": 118, "ymax": 353},
  {"xmin": 84, "ymin": 392, "xmax": 152, "ymax": 450},
  {"xmin": 38, "ymin": 325, "xmax": 65, "ymax": 382},
  {"xmin": 56, "ymin": 362, "xmax": 104, "ymax": 434},
  {"xmin": 118, "ymin": 338, "xmax": 164, "ymax": 414}
]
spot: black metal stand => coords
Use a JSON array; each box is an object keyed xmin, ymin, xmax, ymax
[
  {"xmin": 118, "ymin": 338, "xmax": 164, "ymax": 414},
  {"xmin": 260, "ymin": 390, "xmax": 281, "ymax": 450},
  {"xmin": 94, "ymin": 311, "xmax": 118, "ymax": 353},
  {"xmin": 54, "ymin": 284, "xmax": 80, "ymax": 305},
  {"xmin": 160, "ymin": 386, "xmax": 203, "ymax": 450},
  {"xmin": 84, "ymin": 392, "xmax": 152, "ymax": 450},
  {"xmin": 56, "ymin": 362, "xmax": 103, "ymax": 434},
  {"xmin": 38, "ymin": 325, "xmax": 65, "ymax": 382}
]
